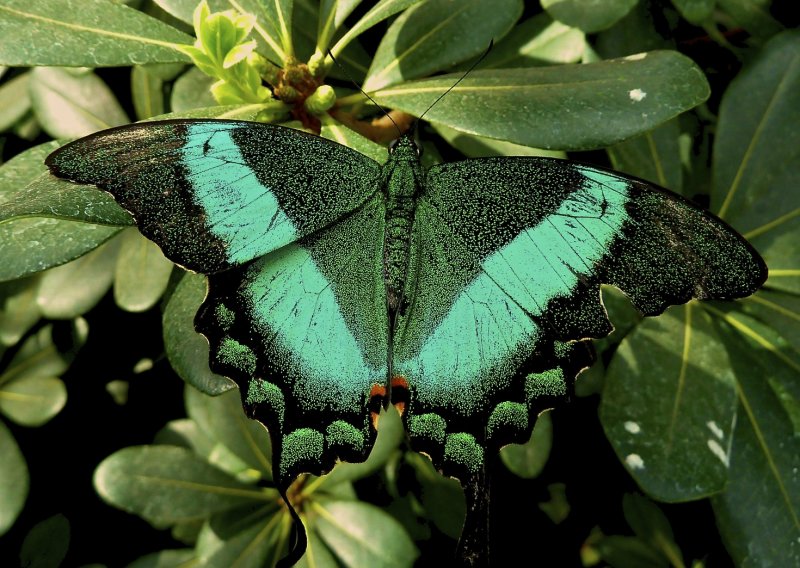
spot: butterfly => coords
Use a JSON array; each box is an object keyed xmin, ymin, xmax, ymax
[{"xmin": 46, "ymin": 119, "xmax": 767, "ymax": 565}]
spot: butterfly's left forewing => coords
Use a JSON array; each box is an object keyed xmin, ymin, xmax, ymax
[{"xmin": 47, "ymin": 120, "xmax": 382, "ymax": 273}]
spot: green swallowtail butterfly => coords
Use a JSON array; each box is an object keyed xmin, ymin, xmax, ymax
[{"xmin": 46, "ymin": 119, "xmax": 766, "ymax": 565}]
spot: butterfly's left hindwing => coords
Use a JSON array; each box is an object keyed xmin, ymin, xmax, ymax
[
  {"xmin": 46, "ymin": 120, "xmax": 382, "ymax": 273},
  {"xmin": 196, "ymin": 193, "xmax": 389, "ymax": 483}
]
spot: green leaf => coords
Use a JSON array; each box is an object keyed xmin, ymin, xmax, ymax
[
  {"xmin": 257, "ymin": 0, "xmax": 294, "ymax": 58},
  {"xmin": 319, "ymin": 116, "xmax": 386, "ymax": 163},
  {"xmin": 542, "ymin": 0, "xmax": 638, "ymax": 33},
  {"xmin": 170, "ymin": 66, "xmax": 218, "ymax": 112},
  {"xmin": 316, "ymin": 0, "xmax": 362, "ymax": 54},
  {"xmin": 707, "ymin": 304, "xmax": 800, "ymax": 435},
  {"xmin": 374, "ymin": 50, "xmax": 710, "ymax": 150},
  {"xmin": 19, "ymin": 513, "xmax": 70, "ymax": 568},
  {"xmin": 195, "ymin": 506, "xmax": 284, "ymax": 568},
  {"xmin": 296, "ymin": 528, "xmax": 339, "ymax": 568},
  {"xmin": 595, "ymin": 535, "xmax": 669, "ymax": 568},
  {"xmin": 363, "ymin": 0, "xmax": 523, "ymax": 91},
  {"xmin": 131, "ymin": 66, "xmax": 166, "ymax": 120},
  {"xmin": 0, "ymin": 276, "xmax": 41, "ymax": 346},
  {"xmin": 0, "ymin": 0, "xmax": 192, "ymax": 66},
  {"xmin": 472, "ymin": 12, "xmax": 586, "ymax": 69},
  {"xmin": 716, "ymin": 0, "xmax": 783, "ymax": 38},
  {"xmin": 0, "ymin": 71, "xmax": 31, "ymax": 132},
  {"xmin": 114, "ymin": 228, "xmax": 173, "ymax": 312},
  {"xmin": 671, "ymin": 0, "xmax": 715, "ymax": 24},
  {"xmin": 185, "ymin": 385, "xmax": 272, "ymax": 481},
  {"xmin": 148, "ymin": 103, "xmax": 288, "ymax": 122},
  {"xmin": 712, "ymin": 319, "xmax": 800, "ymax": 567},
  {"xmin": 434, "ymin": 122, "xmax": 565, "ymax": 159},
  {"xmin": 500, "ymin": 411, "xmax": 553, "ymax": 478},
  {"xmin": 622, "ymin": 494, "xmax": 684, "ymax": 567},
  {"xmin": 0, "ymin": 325, "xmax": 69, "ymax": 426},
  {"xmin": 712, "ymin": 31, "xmax": 800, "ymax": 293},
  {"xmin": 601, "ymin": 303, "xmax": 737, "ymax": 501},
  {"xmin": 94, "ymin": 445, "xmax": 272, "ymax": 525},
  {"xmin": 30, "ymin": 67, "xmax": 130, "ymax": 139},
  {"xmin": 126, "ymin": 548, "xmax": 196, "ymax": 568},
  {"xmin": 315, "ymin": 405, "xmax": 403, "ymax": 488},
  {"xmin": 37, "ymin": 236, "xmax": 122, "ymax": 319},
  {"xmin": 538, "ymin": 482, "xmax": 570, "ymax": 524},
  {"xmin": 738, "ymin": 290, "xmax": 800, "ymax": 353},
  {"xmin": 163, "ymin": 271, "xmax": 234, "ymax": 396},
  {"xmin": 409, "ymin": 452, "xmax": 465, "ymax": 539},
  {"xmin": 330, "ymin": 0, "xmax": 423, "ymax": 59},
  {"xmin": 0, "ymin": 143, "xmax": 130, "ymax": 281},
  {"xmin": 607, "ymin": 119, "xmax": 683, "ymax": 194},
  {"xmin": 0, "ymin": 419, "xmax": 28, "ymax": 536},
  {"xmin": 313, "ymin": 500, "xmax": 419, "ymax": 568}
]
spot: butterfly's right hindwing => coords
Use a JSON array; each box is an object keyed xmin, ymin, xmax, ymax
[{"xmin": 46, "ymin": 120, "xmax": 382, "ymax": 273}]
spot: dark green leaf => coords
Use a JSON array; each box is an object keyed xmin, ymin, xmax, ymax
[
  {"xmin": 0, "ymin": 275, "xmax": 41, "ymax": 346},
  {"xmin": 0, "ymin": 141, "xmax": 61, "ymax": 201},
  {"xmin": 316, "ymin": 405, "xmax": 403, "ymax": 488},
  {"xmin": 672, "ymin": 0, "xmax": 715, "ymax": 24},
  {"xmin": 473, "ymin": 12, "xmax": 586, "ymax": 69},
  {"xmin": 19, "ymin": 514, "xmax": 70, "ymax": 568},
  {"xmin": 257, "ymin": 0, "xmax": 294, "ymax": 58},
  {"xmin": 330, "ymin": 0, "xmax": 423, "ymax": 59},
  {"xmin": 36, "ymin": 235, "xmax": 122, "ymax": 319},
  {"xmin": 125, "ymin": 548, "xmax": 196, "ymax": 568},
  {"xmin": 712, "ymin": 31, "xmax": 800, "ymax": 293},
  {"xmin": 500, "ymin": 411, "xmax": 552, "ymax": 478},
  {"xmin": 409, "ymin": 452, "xmax": 465, "ymax": 539},
  {"xmin": 363, "ymin": 0, "xmax": 523, "ymax": 91},
  {"xmin": 712, "ymin": 319, "xmax": 800, "ymax": 567},
  {"xmin": 313, "ymin": 500, "xmax": 419, "ymax": 568},
  {"xmin": 132, "ymin": 66, "xmax": 166, "ymax": 120},
  {"xmin": 316, "ymin": 0, "xmax": 362, "ymax": 53},
  {"xmin": 296, "ymin": 529, "xmax": 339, "ymax": 568},
  {"xmin": 170, "ymin": 67, "xmax": 217, "ymax": 113},
  {"xmin": 607, "ymin": 119, "xmax": 683, "ymax": 194},
  {"xmin": 185, "ymin": 385, "xmax": 272, "ymax": 481},
  {"xmin": 0, "ymin": 71, "xmax": 31, "ymax": 131},
  {"xmin": 717, "ymin": 0, "xmax": 783, "ymax": 38},
  {"xmin": 195, "ymin": 506, "xmax": 283, "ymax": 568},
  {"xmin": 596, "ymin": 535, "xmax": 668, "ymax": 568},
  {"xmin": 433, "ymin": 123, "xmax": 565, "ymax": 158},
  {"xmin": 155, "ymin": 418, "xmax": 216, "ymax": 459},
  {"xmin": 374, "ymin": 51, "xmax": 709, "ymax": 150},
  {"xmin": 738, "ymin": 290, "xmax": 800, "ymax": 353},
  {"xmin": 148, "ymin": 103, "xmax": 288, "ymax": 122},
  {"xmin": 30, "ymin": 67, "xmax": 130, "ymax": 138},
  {"xmin": 0, "ymin": 325, "xmax": 69, "ymax": 426},
  {"xmin": 0, "ymin": 420, "xmax": 28, "ymax": 536},
  {"xmin": 93, "ymin": 446, "xmax": 272, "ymax": 525},
  {"xmin": 320, "ymin": 116, "xmax": 387, "ymax": 163},
  {"xmin": 163, "ymin": 271, "xmax": 234, "ymax": 395},
  {"xmin": 0, "ymin": 0, "xmax": 192, "ymax": 66},
  {"xmin": 538, "ymin": 482, "xmax": 570, "ymax": 524},
  {"xmin": 622, "ymin": 494, "xmax": 684, "ymax": 567},
  {"xmin": 114, "ymin": 228, "xmax": 173, "ymax": 312},
  {"xmin": 542, "ymin": 0, "xmax": 638, "ymax": 33},
  {"xmin": 601, "ymin": 303, "xmax": 737, "ymax": 501}
]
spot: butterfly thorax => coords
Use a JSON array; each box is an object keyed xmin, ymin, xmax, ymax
[{"xmin": 382, "ymin": 136, "xmax": 423, "ymax": 315}]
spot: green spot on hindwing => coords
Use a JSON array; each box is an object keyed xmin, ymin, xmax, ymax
[
  {"xmin": 281, "ymin": 428, "xmax": 324, "ymax": 478},
  {"xmin": 246, "ymin": 379, "xmax": 285, "ymax": 424},
  {"xmin": 326, "ymin": 420, "xmax": 364, "ymax": 453},
  {"xmin": 408, "ymin": 413, "xmax": 448, "ymax": 445},
  {"xmin": 214, "ymin": 303, "xmax": 236, "ymax": 331},
  {"xmin": 218, "ymin": 337, "xmax": 257, "ymax": 375},
  {"xmin": 444, "ymin": 433, "xmax": 484, "ymax": 475},
  {"xmin": 526, "ymin": 368, "xmax": 567, "ymax": 402},
  {"xmin": 487, "ymin": 401, "xmax": 528, "ymax": 442}
]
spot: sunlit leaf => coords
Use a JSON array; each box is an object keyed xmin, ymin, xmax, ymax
[{"xmin": 0, "ymin": 420, "xmax": 28, "ymax": 536}]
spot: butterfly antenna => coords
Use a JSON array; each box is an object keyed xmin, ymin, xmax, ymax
[
  {"xmin": 417, "ymin": 39, "xmax": 494, "ymax": 124},
  {"xmin": 328, "ymin": 51, "xmax": 402, "ymax": 138}
]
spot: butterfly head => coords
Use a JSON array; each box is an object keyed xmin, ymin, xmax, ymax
[{"xmin": 388, "ymin": 133, "xmax": 421, "ymax": 162}]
